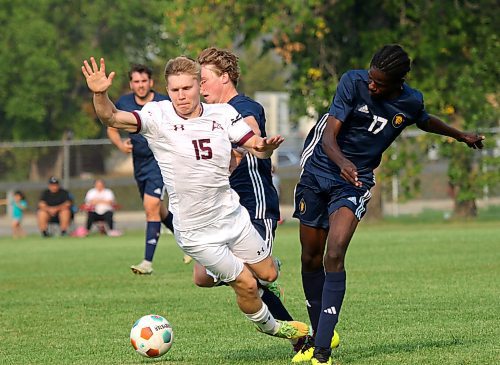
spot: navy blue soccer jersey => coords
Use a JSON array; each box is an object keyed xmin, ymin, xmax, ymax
[
  {"xmin": 115, "ymin": 92, "xmax": 170, "ymax": 159},
  {"xmin": 227, "ymin": 94, "xmax": 280, "ymax": 220},
  {"xmin": 304, "ymin": 70, "xmax": 430, "ymax": 185}
]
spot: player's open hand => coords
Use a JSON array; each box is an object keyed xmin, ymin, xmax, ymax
[
  {"xmin": 81, "ymin": 57, "xmax": 115, "ymax": 94},
  {"xmin": 254, "ymin": 135, "xmax": 285, "ymax": 152},
  {"xmin": 458, "ymin": 132, "xmax": 485, "ymax": 149}
]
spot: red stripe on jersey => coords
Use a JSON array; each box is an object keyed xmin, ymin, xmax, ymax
[
  {"xmin": 131, "ymin": 111, "xmax": 141, "ymax": 134},
  {"xmin": 237, "ymin": 131, "xmax": 255, "ymax": 146}
]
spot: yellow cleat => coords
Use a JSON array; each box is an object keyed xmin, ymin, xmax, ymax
[
  {"xmin": 291, "ymin": 331, "xmax": 339, "ymax": 363},
  {"xmin": 311, "ymin": 358, "xmax": 332, "ymax": 365},
  {"xmin": 274, "ymin": 321, "xmax": 310, "ymax": 339},
  {"xmin": 258, "ymin": 320, "xmax": 310, "ymax": 340},
  {"xmin": 331, "ymin": 330, "xmax": 340, "ymax": 349}
]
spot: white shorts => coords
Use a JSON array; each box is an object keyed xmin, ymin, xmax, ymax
[{"xmin": 174, "ymin": 206, "xmax": 270, "ymax": 283}]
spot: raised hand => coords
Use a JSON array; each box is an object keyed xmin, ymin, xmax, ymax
[{"xmin": 81, "ymin": 57, "xmax": 115, "ymax": 94}]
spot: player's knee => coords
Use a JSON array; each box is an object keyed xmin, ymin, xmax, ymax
[
  {"xmin": 257, "ymin": 269, "xmax": 278, "ymax": 283},
  {"xmin": 193, "ymin": 273, "xmax": 215, "ymax": 288},
  {"xmin": 144, "ymin": 206, "xmax": 161, "ymax": 221},
  {"xmin": 323, "ymin": 248, "xmax": 345, "ymax": 271},
  {"xmin": 301, "ymin": 251, "xmax": 324, "ymax": 271},
  {"xmin": 234, "ymin": 272, "xmax": 259, "ymax": 298}
]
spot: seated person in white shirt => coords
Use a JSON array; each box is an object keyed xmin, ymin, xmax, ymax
[{"xmin": 84, "ymin": 178, "xmax": 116, "ymax": 231}]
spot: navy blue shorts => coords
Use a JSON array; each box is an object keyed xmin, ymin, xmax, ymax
[
  {"xmin": 293, "ymin": 170, "xmax": 372, "ymax": 229},
  {"xmin": 133, "ymin": 156, "xmax": 165, "ymax": 200},
  {"xmin": 251, "ymin": 218, "xmax": 278, "ymax": 251}
]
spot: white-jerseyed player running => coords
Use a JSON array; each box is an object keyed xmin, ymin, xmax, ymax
[{"xmin": 82, "ymin": 55, "xmax": 309, "ymax": 341}]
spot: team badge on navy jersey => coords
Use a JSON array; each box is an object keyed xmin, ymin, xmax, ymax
[
  {"xmin": 299, "ymin": 198, "xmax": 306, "ymax": 214},
  {"xmin": 392, "ymin": 113, "xmax": 406, "ymax": 128}
]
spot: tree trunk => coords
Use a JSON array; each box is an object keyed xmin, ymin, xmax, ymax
[{"xmin": 453, "ymin": 199, "xmax": 478, "ymax": 218}]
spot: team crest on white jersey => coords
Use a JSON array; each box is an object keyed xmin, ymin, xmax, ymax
[
  {"xmin": 212, "ymin": 121, "xmax": 224, "ymax": 131},
  {"xmin": 357, "ymin": 104, "xmax": 369, "ymax": 114}
]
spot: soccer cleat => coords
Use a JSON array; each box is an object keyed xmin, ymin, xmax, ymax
[
  {"xmin": 182, "ymin": 254, "xmax": 193, "ymax": 264},
  {"xmin": 311, "ymin": 358, "xmax": 332, "ymax": 365},
  {"xmin": 291, "ymin": 331, "xmax": 340, "ymax": 363},
  {"xmin": 311, "ymin": 347, "xmax": 332, "ymax": 365},
  {"xmin": 130, "ymin": 261, "xmax": 153, "ymax": 275},
  {"xmin": 272, "ymin": 320, "xmax": 309, "ymax": 339}
]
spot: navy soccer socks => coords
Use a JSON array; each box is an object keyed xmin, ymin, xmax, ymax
[
  {"xmin": 302, "ymin": 268, "xmax": 326, "ymax": 334},
  {"xmin": 261, "ymin": 287, "xmax": 293, "ymax": 321},
  {"xmin": 162, "ymin": 213, "xmax": 174, "ymax": 233},
  {"xmin": 314, "ymin": 270, "xmax": 346, "ymax": 349},
  {"xmin": 144, "ymin": 221, "xmax": 161, "ymax": 262}
]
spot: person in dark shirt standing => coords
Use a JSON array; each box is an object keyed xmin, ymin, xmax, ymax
[
  {"xmin": 37, "ymin": 176, "xmax": 73, "ymax": 237},
  {"xmin": 293, "ymin": 44, "xmax": 485, "ymax": 365},
  {"xmin": 107, "ymin": 64, "xmax": 177, "ymax": 275}
]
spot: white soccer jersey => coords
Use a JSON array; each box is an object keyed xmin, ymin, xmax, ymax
[{"xmin": 133, "ymin": 101, "xmax": 254, "ymax": 231}]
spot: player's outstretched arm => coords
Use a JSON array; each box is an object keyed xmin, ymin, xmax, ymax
[
  {"xmin": 81, "ymin": 57, "xmax": 138, "ymax": 132},
  {"xmin": 242, "ymin": 135, "xmax": 284, "ymax": 159},
  {"xmin": 419, "ymin": 115, "xmax": 485, "ymax": 149}
]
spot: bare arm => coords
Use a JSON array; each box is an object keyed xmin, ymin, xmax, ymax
[
  {"xmin": 244, "ymin": 116, "xmax": 262, "ymax": 137},
  {"xmin": 229, "ymin": 115, "xmax": 262, "ymax": 171},
  {"xmin": 81, "ymin": 57, "xmax": 138, "ymax": 132},
  {"xmin": 418, "ymin": 114, "xmax": 485, "ymax": 149},
  {"xmin": 322, "ymin": 115, "xmax": 362, "ymax": 187},
  {"xmin": 107, "ymin": 127, "xmax": 133, "ymax": 153}
]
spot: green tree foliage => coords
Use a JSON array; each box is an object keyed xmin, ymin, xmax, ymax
[
  {"xmin": 0, "ymin": 0, "xmax": 175, "ymax": 141},
  {"xmin": 1, "ymin": 1, "xmax": 497, "ymax": 216},
  {"xmin": 163, "ymin": 0, "xmax": 499, "ymax": 217}
]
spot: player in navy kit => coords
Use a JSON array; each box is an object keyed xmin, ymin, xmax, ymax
[
  {"xmin": 107, "ymin": 64, "xmax": 177, "ymax": 275},
  {"xmin": 293, "ymin": 44, "xmax": 485, "ymax": 365},
  {"xmin": 196, "ymin": 47, "xmax": 299, "ymax": 329}
]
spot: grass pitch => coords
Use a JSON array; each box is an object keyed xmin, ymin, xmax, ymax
[{"xmin": 0, "ymin": 220, "xmax": 498, "ymax": 365}]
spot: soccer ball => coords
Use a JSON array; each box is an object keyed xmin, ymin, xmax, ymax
[{"xmin": 130, "ymin": 314, "xmax": 173, "ymax": 358}]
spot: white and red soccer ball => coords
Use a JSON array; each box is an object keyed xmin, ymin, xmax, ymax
[{"xmin": 130, "ymin": 314, "xmax": 173, "ymax": 358}]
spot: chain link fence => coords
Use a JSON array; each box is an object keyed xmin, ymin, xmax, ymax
[{"xmin": 1, "ymin": 131, "xmax": 499, "ymax": 218}]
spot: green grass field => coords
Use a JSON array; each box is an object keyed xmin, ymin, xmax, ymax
[{"xmin": 1, "ymin": 220, "xmax": 499, "ymax": 365}]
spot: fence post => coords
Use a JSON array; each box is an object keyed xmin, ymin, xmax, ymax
[{"xmin": 63, "ymin": 131, "xmax": 73, "ymax": 189}]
